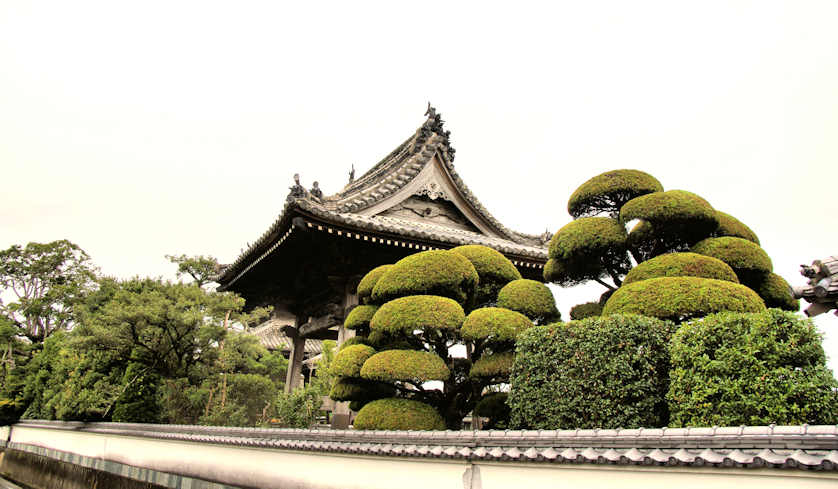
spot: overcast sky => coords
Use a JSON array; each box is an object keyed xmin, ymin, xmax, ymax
[{"xmin": 2, "ymin": 1, "xmax": 837, "ymax": 365}]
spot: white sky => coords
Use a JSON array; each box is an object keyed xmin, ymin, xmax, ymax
[{"xmin": 2, "ymin": 1, "xmax": 837, "ymax": 366}]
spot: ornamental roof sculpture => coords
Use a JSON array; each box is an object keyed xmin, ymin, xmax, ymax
[
  {"xmin": 217, "ymin": 106, "xmax": 549, "ymax": 289},
  {"xmin": 792, "ymin": 256, "xmax": 838, "ymax": 317}
]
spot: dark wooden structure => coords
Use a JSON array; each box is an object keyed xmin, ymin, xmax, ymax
[{"xmin": 216, "ymin": 107, "xmax": 549, "ymax": 392}]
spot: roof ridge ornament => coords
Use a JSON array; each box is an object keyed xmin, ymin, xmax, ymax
[
  {"xmin": 415, "ymin": 102, "xmax": 456, "ymax": 161},
  {"xmin": 287, "ymin": 173, "xmax": 307, "ymax": 202}
]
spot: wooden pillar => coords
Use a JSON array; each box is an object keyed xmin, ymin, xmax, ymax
[{"xmin": 282, "ymin": 325, "xmax": 306, "ymax": 393}]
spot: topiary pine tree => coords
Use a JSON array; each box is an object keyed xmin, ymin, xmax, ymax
[
  {"xmin": 330, "ymin": 246, "xmax": 558, "ymax": 430},
  {"xmin": 547, "ymin": 169, "xmax": 797, "ymax": 320}
]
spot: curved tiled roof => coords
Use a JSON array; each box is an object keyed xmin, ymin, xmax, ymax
[
  {"xmin": 217, "ymin": 109, "xmax": 549, "ymax": 287},
  {"xmin": 13, "ymin": 421, "xmax": 838, "ymax": 471}
]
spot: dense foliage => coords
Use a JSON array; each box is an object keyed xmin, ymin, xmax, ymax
[
  {"xmin": 567, "ymin": 169, "xmax": 663, "ymax": 218},
  {"xmin": 545, "ymin": 217, "xmax": 630, "ymax": 288},
  {"xmin": 568, "ymin": 302, "xmax": 602, "ymax": 320},
  {"xmin": 668, "ymin": 310, "xmax": 838, "ymax": 426},
  {"xmin": 496, "ymin": 279, "xmax": 560, "ymax": 324},
  {"xmin": 713, "ymin": 211, "xmax": 760, "ymax": 244},
  {"xmin": 371, "ymin": 250, "xmax": 478, "ymax": 306},
  {"xmin": 622, "ymin": 252, "xmax": 739, "ymax": 285},
  {"xmin": 451, "ymin": 245, "xmax": 522, "ymax": 305},
  {"xmin": 352, "ymin": 398, "xmax": 446, "ymax": 431},
  {"xmin": 509, "ymin": 315, "xmax": 675, "ymax": 429}
]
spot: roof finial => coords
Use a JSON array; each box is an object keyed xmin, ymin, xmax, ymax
[
  {"xmin": 349, "ymin": 164, "xmax": 355, "ymax": 183},
  {"xmin": 425, "ymin": 102, "xmax": 437, "ymax": 119},
  {"xmin": 287, "ymin": 173, "xmax": 306, "ymax": 202}
]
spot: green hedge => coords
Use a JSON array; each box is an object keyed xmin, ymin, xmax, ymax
[
  {"xmin": 751, "ymin": 273, "xmax": 799, "ymax": 311},
  {"xmin": 344, "ymin": 305, "xmax": 379, "ymax": 330},
  {"xmin": 469, "ymin": 352, "xmax": 514, "ymax": 379},
  {"xmin": 371, "ymin": 250, "xmax": 478, "ymax": 306},
  {"xmin": 603, "ymin": 276, "xmax": 765, "ymax": 321},
  {"xmin": 369, "ymin": 295, "xmax": 465, "ymax": 334},
  {"xmin": 474, "ymin": 392, "xmax": 511, "ymax": 429},
  {"xmin": 496, "ymin": 279, "xmax": 559, "ymax": 323},
  {"xmin": 692, "ymin": 237, "xmax": 773, "ymax": 281},
  {"xmin": 548, "ymin": 217, "xmax": 627, "ymax": 260},
  {"xmin": 509, "ymin": 314, "xmax": 675, "ymax": 429},
  {"xmin": 357, "ymin": 265, "xmax": 393, "ymax": 304},
  {"xmin": 460, "ymin": 307, "xmax": 533, "ymax": 344},
  {"xmin": 331, "ymin": 344, "xmax": 376, "ymax": 377},
  {"xmin": 567, "ymin": 169, "xmax": 663, "ymax": 218},
  {"xmin": 360, "ymin": 350, "xmax": 450, "ymax": 383},
  {"xmin": 714, "ymin": 211, "xmax": 760, "ymax": 244},
  {"xmin": 329, "ymin": 377, "xmax": 395, "ymax": 402},
  {"xmin": 622, "ymin": 252, "xmax": 739, "ymax": 285},
  {"xmin": 451, "ymin": 245, "xmax": 521, "ymax": 305},
  {"xmin": 569, "ymin": 302, "xmax": 602, "ymax": 320},
  {"xmin": 353, "ymin": 398, "xmax": 446, "ymax": 430},
  {"xmin": 668, "ymin": 310, "xmax": 838, "ymax": 426}
]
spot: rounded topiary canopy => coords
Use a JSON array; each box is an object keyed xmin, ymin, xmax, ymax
[
  {"xmin": 622, "ymin": 252, "xmax": 739, "ymax": 285},
  {"xmin": 369, "ymin": 295, "xmax": 465, "ymax": 334},
  {"xmin": 338, "ymin": 336, "xmax": 369, "ymax": 351},
  {"xmin": 752, "ymin": 272, "xmax": 799, "ymax": 311},
  {"xmin": 545, "ymin": 217, "xmax": 630, "ymax": 286},
  {"xmin": 451, "ymin": 245, "xmax": 521, "ymax": 305},
  {"xmin": 331, "ymin": 344, "xmax": 376, "ymax": 377},
  {"xmin": 360, "ymin": 349, "xmax": 450, "ymax": 383},
  {"xmin": 329, "ymin": 377, "xmax": 396, "ymax": 402},
  {"xmin": 469, "ymin": 351, "xmax": 514, "ymax": 379},
  {"xmin": 357, "ymin": 265, "xmax": 393, "ymax": 305},
  {"xmin": 603, "ymin": 276, "xmax": 765, "ymax": 321},
  {"xmin": 714, "ymin": 211, "xmax": 760, "ymax": 244},
  {"xmin": 567, "ymin": 169, "xmax": 664, "ymax": 218},
  {"xmin": 569, "ymin": 301, "xmax": 603, "ymax": 320},
  {"xmin": 496, "ymin": 279, "xmax": 559, "ymax": 323},
  {"xmin": 621, "ymin": 191, "xmax": 719, "ymax": 260},
  {"xmin": 691, "ymin": 237, "xmax": 773, "ymax": 281},
  {"xmin": 371, "ymin": 250, "xmax": 478, "ymax": 306},
  {"xmin": 353, "ymin": 398, "xmax": 446, "ymax": 431},
  {"xmin": 461, "ymin": 307, "xmax": 533, "ymax": 343},
  {"xmin": 344, "ymin": 305, "xmax": 379, "ymax": 330}
]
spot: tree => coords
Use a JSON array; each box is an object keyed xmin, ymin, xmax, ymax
[
  {"xmin": 331, "ymin": 246, "xmax": 557, "ymax": 430},
  {"xmin": 0, "ymin": 240, "xmax": 97, "ymax": 342},
  {"xmin": 166, "ymin": 254, "xmax": 222, "ymax": 288}
]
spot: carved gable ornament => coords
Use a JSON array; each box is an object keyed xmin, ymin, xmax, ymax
[{"xmin": 416, "ymin": 181, "xmax": 449, "ymax": 201}]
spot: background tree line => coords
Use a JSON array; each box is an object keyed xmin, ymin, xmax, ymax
[{"xmin": 0, "ymin": 242, "xmax": 330, "ymax": 427}]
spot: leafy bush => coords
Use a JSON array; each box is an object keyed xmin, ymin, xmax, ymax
[
  {"xmin": 691, "ymin": 237, "xmax": 772, "ymax": 282},
  {"xmin": 111, "ymin": 363, "xmax": 162, "ymax": 423},
  {"xmin": 338, "ymin": 336, "xmax": 369, "ymax": 350},
  {"xmin": 331, "ymin": 344, "xmax": 376, "ymax": 377},
  {"xmin": 273, "ymin": 384, "xmax": 323, "ymax": 428},
  {"xmin": 353, "ymin": 398, "xmax": 446, "ymax": 430},
  {"xmin": 451, "ymin": 245, "xmax": 522, "ymax": 305},
  {"xmin": 474, "ymin": 392, "xmax": 511, "ymax": 429},
  {"xmin": 569, "ymin": 302, "xmax": 602, "ymax": 320},
  {"xmin": 370, "ymin": 295, "xmax": 465, "ymax": 333},
  {"xmin": 360, "ymin": 350, "xmax": 450, "ymax": 383},
  {"xmin": 751, "ymin": 272, "xmax": 798, "ymax": 311},
  {"xmin": 329, "ymin": 377, "xmax": 395, "ymax": 402},
  {"xmin": 545, "ymin": 217, "xmax": 630, "ymax": 286},
  {"xmin": 567, "ymin": 169, "xmax": 663, "ymax": 218},
  {"xmin": 469, "ymin": 352, "xmax": 514, "ymax": 379},
  {"xmin": 357, "ymin": 265, "xmax": 393, "ymax": 304},
  {"xmin": 344, "ymin": 305, "xmax": 379, "ymax": 331},
  {"xmin": 496, "ymin": 279, "xmax": 559, "ymax": 323},
  {"xmin": 200, "ymin": 373, "xmax": 278, "ymax": 427},
  {"xmin": 603, "ymin": 276, "xmax": 765, "ymax": 321},
  {"xmin": 509, "ymin": 315, "xmax": 675, "ymax": 429},
  {"xmin": 461, "ymin": 307, "xmax": 533, "ymax": 344},
  {"xmin": 622, "ymin": 252, "xmax": 739, "ymax": 285},
  {"xmin": 714, "ymin": 211, "xmax": 760, "ymax": 244},
  {"xmin": 371, "ymin": 250, "xmax": 478, "ymax": 306},
  {"xmin": 668, "ymin": 310, "xmax": 838, "ymax": 426}
]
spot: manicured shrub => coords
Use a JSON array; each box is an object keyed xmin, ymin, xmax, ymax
[
  {"xmin": 692, "ymin": 237, "xmax": 773, "ymax": 282},
  {"xmin": 750, "ymin": 273, "xmax": 799, "ymax": 311},
  {"xmin": 357, "ymin": 265, "xmax": 393, "ymax": 304},
  {"xmin": 344, "ymin": 305, "xmax": 379, "ymax": 331},
  {"xmin": 460, "ymin": 307, "xmax": 533, "ymax": 344},
  {"xmin": 569, "ymin": 302, "xmax": 602, "ymax": 320},
  {"xmin": 360, "ymin": 350, "xmax": 450, "ymax": 383},
  {"xmin": 668, "ymin": 310, "xmax": 838, "ymax": 426},
  {"xmin": 567, "ymin": 169, "xmax": 663, "ymax": 218},
  {"xmin": 369, "ymin": 295, "xmax": 465, "ymax": 334},
  {"xmin": 338, "ymin": 336, "xmax": 368, "ymax": 350},
  {"xmin": 469, "ymin": 352, "xmax": 514, "ymax": 379},
  {"xmin": 714, "ymin": 211, "xmax": 760, "ymax": 244},
  {"xmin": 474, "ymin": 392, "xmax": 511, "ymax": 429},
  {"xmin": 371, "ymin": 250, "xmax": 478, "ymax": 306},
  {"xmin": 353, "ymin": 398, "xmax": 446, "ymax": 430},
  {"xmin": 451, "ymin": 245, "xmax": 522, "ymax": 305},
  {"xmin": 545, "ymin": 217, "xmax": 630, "ymax": 286},
  {"xmin": 509, "ymin": 314, "xmax": 675, "ymax": 429},
  {"xmin": 603, "ymin": 276, "xmax": 765, "ymax": 321},
  {"xmin": 329, "ymin": 377, "xmax": 395, "ymax": 402},
  {"xmin": 331, "ymin": 344, "xmax": 376, "ymax": 377},
  {"xmin": 496, "ymin": 279, "xmax": 559, "ymax": 323},
  {"xmin": 622, "ymin": 252, "xmax": 739, "ymax": 285}
]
